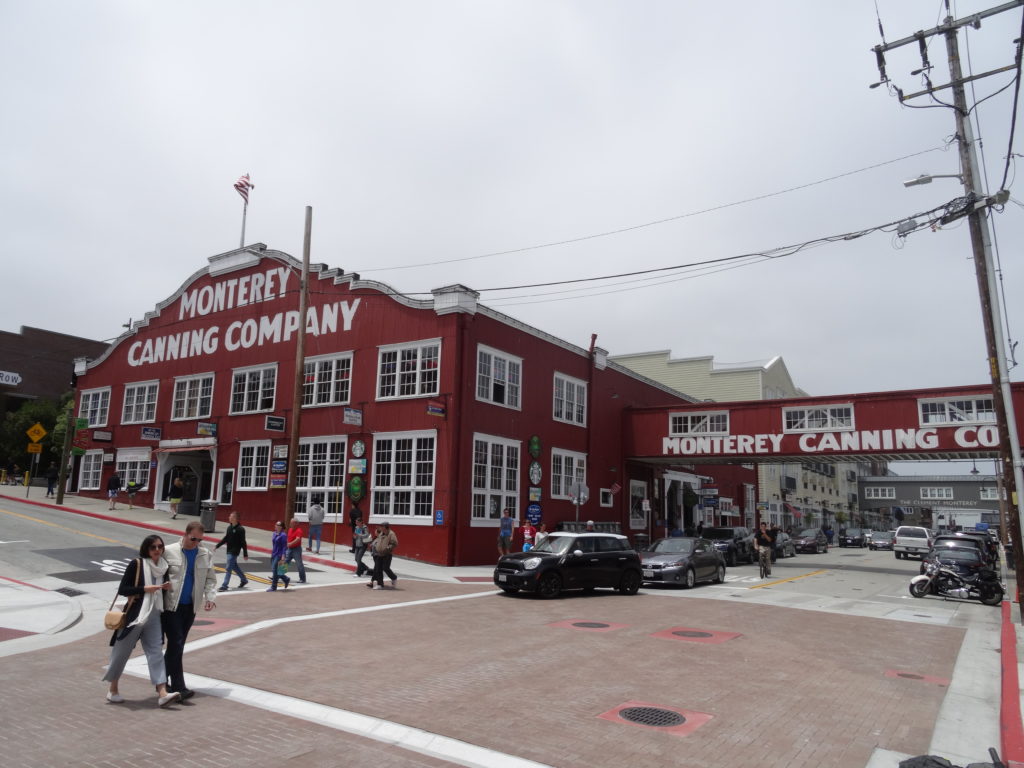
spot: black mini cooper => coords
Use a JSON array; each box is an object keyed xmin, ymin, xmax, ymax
[{"xmin": 493, "ymin": 532, "xmax": 643, "ymax": 598}]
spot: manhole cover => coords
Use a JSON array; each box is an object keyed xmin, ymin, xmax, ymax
[
  {"xmin": 572, "ymin": 622, "xmax": 610, "ymax": 629},
  {"xmin": 897, "ymin": 673, "xmax": 924, "ymax": 680},
  {"xmin": 673, "ymin": 630, "xmax": 713, "ymax": 638},
  {"xmin": 620, "ymin": 707, "xmax": 686, "ymax": 728},
  {"xmin": 55, "ymin": 587, "xmax": 86, "ymax": 597}
]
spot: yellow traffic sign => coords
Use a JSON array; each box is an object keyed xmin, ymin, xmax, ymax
[
  {"xmin": 26, "ymin": 443, "xmax": 42, "ymax": 454},
  {"xmin": 26, "ymin": 422, "xmax": 47, "ymax": 443}
]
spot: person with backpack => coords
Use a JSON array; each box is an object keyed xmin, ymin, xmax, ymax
[{"xmin": 367, "ymin": 522, "xmax": 398, "ymax": 590}]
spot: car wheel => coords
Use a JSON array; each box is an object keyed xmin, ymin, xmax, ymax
[
  {"xmin": 537, "ymin": 573, "xmax": 562, "ymax": 599},
  {"xmin": 500, "ymin": 587, "xmax": 519, "ymax": 595},
  {"xmin": 683, "ymin": 568, "xmax": 696, "ymax": 589},
  {"xmin": 714, "ymin": 564, "xmax": 726, "ymax": 583},
  {"xmin": 618, "ymin": 570, "xmax": 641, "ymax": 595}
]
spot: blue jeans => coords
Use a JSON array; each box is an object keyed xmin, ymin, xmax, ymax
[
  {"xmin": 308, "ymin": 525, "xmax": 323, "ymax": 553},
  {"xmin": 221, "ymin": 553, "xmax": 247, "ymax": 588},
  {"xmin": 285, "ymin": 547, "xmax": 306, "ymax": 582},
  {"xmin": 269, "ymin": 555, "xmax": 291, "ymax": 590}
]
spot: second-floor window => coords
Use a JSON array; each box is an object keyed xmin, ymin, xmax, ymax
[
  {"xmin": 783, "ymin": 405, "xmax": 854, "ymax": 432},
  {"xmin": 670, "ymin": 411, "xmax": 729, "ymax": 436},
  {"xmin": 377, "ymin": 340, "xmax": 440, "ymax": 399},
  {"xmin": 553, "ymin": 373, "xmax": 586, "ymax": 426},
  {"xmin": 172, "ymin": 374, "xmax": 214, "ymax": 420},
  {"xmin": 476, "ymin": 346, "xmax": 521, "ymax": 409},
  {"xmin": 122, "ymin": 381, "xmax": 158, "ymax": 424},
  {"xmin": 303, "ymin": 353, "xmax": 352, "ymax": 407},
  {"xmin": 80, "ymin": 388, "xmax": 111, "ymax": 427},
  {"xmin": 919, "ymin": 396, "xmax": 995, "ymax": 426},
  {"xmin": 920, "ymin": 487, "xmax": 953, "ymax": 500},
  {"xmin": 864, "ymin": 487, "xmax": 895, "ymax": 499},
  {"xmin": 230, "ymin": 365, "xmax": 277, "ymax": 414}
]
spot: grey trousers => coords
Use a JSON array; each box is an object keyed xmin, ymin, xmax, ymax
[{"xmin": 103, "ymin": 610, "xmax": 167, "ymax": 686}]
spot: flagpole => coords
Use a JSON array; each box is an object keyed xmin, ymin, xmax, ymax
[{"xmin": 240, "ymin": 200, "xmax": 248, "ymax": 248}]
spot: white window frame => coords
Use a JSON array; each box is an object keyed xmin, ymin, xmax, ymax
[
  {"xmin": 115, "ymin": 447, "xmax": 151, "ymax": 490},
  {"xmin": 230, "ymin": 363, "xmax": 278, "ymax": 415},
  {"xmin": 80, "ymin": 450, "xmax": 104, "ymax": 490},
  {"xmin": 980, "ymin": 487, "xmax": 1000, "ymax": 501},
  {"xmin": 294, "ymin": 436, "xmax": 347, "ymax": 521},
  {"xmin": 370, "ymin": 430, "xmax": 436, "ymax": 525},
  {"xmin": 920, "ymin": 487, "xmax": 954, "ymax": 500},
  {"xmin": 121, "ymin": 381, "xmax": 159, "ymax": 425},
  {"xmin": 599, "ymin": 488, "xmax": 614, "ymax": 508},
  {"xmin": 669, "ymin": 410, "xmax": 729, "ymax": 436},
  {"xmin": 302, "ymin": 352, "xmax": 353, "ymax": 408},
  {"xmin": 376, "ymin": 339, "xmax": 441, "ymax": 400},
  {"xmin": 864, "ymin": 487, "xmax": 895, "ymax": 500},
  {"xmin": 79, "ymin": 387, "xmax": 111, "ymax": 428},
  {"xmin": 216, "ymin": 468, "xmax": 235, "ymax": 505},
  {"xmin": 553, "ymin": 372, "xmax": 587, "ymax": 427},
  {"xmin": 171, "ymin": 373, "xmax": 215, "ymax": 421},
  {"xmin": 471, "ymin": 433, "xmax": 520, "ymax": 526},
  {"xmin": 475, "ymin": 345, "xmax": 522, "ymax": 410},
  {"xmin": 551, "ymin": 447, "xmax": 587, "ymax": 500},
  {"xmin": 237, "ymin": 441, "xmax": 271, "ymax": 491},
  {"xmin": 782, "ymin": 405, "xmax": 855, "ymax": 433},
  {"xmin": 918, "ymin": 396, "xmax": 997, "ymax": 426}
]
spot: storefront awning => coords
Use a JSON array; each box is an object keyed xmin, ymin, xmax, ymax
[{"xmin": 153, "ymin": 446, "xmax": 211, "ymax": 454}]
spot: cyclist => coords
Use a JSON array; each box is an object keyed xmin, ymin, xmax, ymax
[{"xmin": 754, "ymin": 521, "xmax": 777, "ymax": 578}]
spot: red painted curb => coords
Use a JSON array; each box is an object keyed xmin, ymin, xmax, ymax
[
  {"xmin": 0, "ymin": 493, "xmax": 356, "ymax": 572},
  {"xmin": 1001, "ymin": 600, "xmax": 1024, "ymax": 766}
]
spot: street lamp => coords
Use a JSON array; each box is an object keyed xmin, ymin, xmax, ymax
[{"xmin": 902, "ymin": 173, "xmax": 963, "ymax": 187}]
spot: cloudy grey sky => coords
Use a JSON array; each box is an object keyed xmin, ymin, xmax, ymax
[{"xmin": 2, "ymin": 1, "xmax": 1021, "ymax": 473}]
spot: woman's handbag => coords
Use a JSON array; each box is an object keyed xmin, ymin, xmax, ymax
[
  {"xmin": 104, "ymin": 558, "xmax": 141, "ymax": 631},
  {"xmin": 276, "ymin": 560, "xmax": 289, "ymax": 576},
  {"xmin": 361, "ymin": 533, "xmax": 373, "ymax": 544}
]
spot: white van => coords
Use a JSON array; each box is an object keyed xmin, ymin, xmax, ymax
[{"xmin": 894, "ymin": 525, "xmax": 933, "ymax": 560}]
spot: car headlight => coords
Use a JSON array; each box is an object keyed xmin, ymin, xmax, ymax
[
  {"xmin": 673, "ymin": 560, "xmax": 688, "ymax": 567},
  {"xmin": 523, "ymin": 557, "xmax": 542, "ymax": 570}
]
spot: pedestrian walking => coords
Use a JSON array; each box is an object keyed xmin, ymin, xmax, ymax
[
  {"xmin": 519, "ymin": 518, "xmax": 537, "ymax": 551},
  {"xmin": 367, "ymin": 522, "xmax": 398, "ymax": 589},
  {"xmin": 106, "ymin": 470, "xmax": 122, "ymax": 510},
  {"xmin": 534, "ymin": 522, "xmax": 549, "ymax": 549},
  {"xmin": 306, "ymin": 499, "xmax": 325, "ymax": 555},
  {"xmin": 125, "ymin": 480, "xmax": 140, "ymax": 509},
  {"xmin": 696, "ymin": 520, "xmax": 704, "ymax": 537},
  {"xmin": 162, "ymin": 522, "xmax": 217, "ymax": 700},
  {"xmin": 497, "ymin": 509, "xmax": 514, "ymax": 556},
  {"xmin": 45, "ymin": 462, "xmax": 58, "ymax": 497},
  {"xmin": 285, "ymin": 516, "xmax": 307, "ymax": 583},
  {"xmin": 353, "ymin": 517, "xmax": 372, "ymax": 577},
  {"xmin": 102, "ymin": 534, "xmax": 180, "ymax": 708},
  {"xmin": 267, "ymin": 521, "xmax": 291, "ymax": 591},
  {"xmin": 168, "ymin": 476, "xmax": 185, "ymax": 520},
  {"xmin": 214, "ymin": 511, "xmax": 249, "ymax": 591}
]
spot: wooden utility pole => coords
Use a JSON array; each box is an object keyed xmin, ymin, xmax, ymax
[{"xmin": 284, "ymin": 207, "xmax": 312, "ymax": 523}]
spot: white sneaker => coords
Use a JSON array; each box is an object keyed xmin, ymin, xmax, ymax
[
  {"xmin": 372, "ymin": 584, "xmax": 382, "ymax": 590},
  {"xmin": 157, "ymin": 691, "xmax": 181, "ymax": 708},
  {"xmin": 106, "ymin": 692, "xmax": 125, "ymax": 704},
  {"xmin": 390, "ymin": 578, "xmax": 397, "ymax": 587}
]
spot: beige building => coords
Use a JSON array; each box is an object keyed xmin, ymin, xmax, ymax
[{"xmin": 610, "ymin": 351, "xmax": 873, "ymax": 531}]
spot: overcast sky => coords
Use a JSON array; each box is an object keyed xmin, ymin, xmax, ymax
[{"xmin": 2, "ymin": 1, "xmax": 1021, "ymax": 476}]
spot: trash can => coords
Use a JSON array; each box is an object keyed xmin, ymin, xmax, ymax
[
  {"xmin": 633, "ymin": 533, "xmax": 650, "ymax": 552},
  {"xmin": 199, "ymin": 500, "xmax": 218, "ymax": 533}
]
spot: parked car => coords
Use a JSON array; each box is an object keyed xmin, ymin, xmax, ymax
[
  {"xmin": 773, "ymin": 532, "xmax": 796, "ymax": 560},
  {"xmin": 639, "ymin": 537, "xmax": 726, "ymax": 588},
  {"xmin": 894, "ymin": 525, "xmax": 934, "ymax": 560},
  {"xmin": 839, "ymin": 528, "xmax": 867, "ymax": 548},
  {"xmin": 919, "ymin": 542, "xmax": 988, "ymax": 578},
  {"xmin": 793, "ymin": 528, "xmax": 828, "ymax": 554},
  {"xmin": 702, "ymin": 526, "xmax": 755, "ymax": 566},
  {"xmin": 931, "ymin": 532, "xmax": 996, "ymax": 565},
  {"xmin": 869, "ymin": 531, "xmax": 895, "ymax": 551},
  {"xmin": 493, "ymin": 532, "xmax": 643, "ymax": 598}
]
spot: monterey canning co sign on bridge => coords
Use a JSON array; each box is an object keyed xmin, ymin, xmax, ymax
[{"xmin": 625, "ymin": 382, "xmax": 1024, "ymax": 463}]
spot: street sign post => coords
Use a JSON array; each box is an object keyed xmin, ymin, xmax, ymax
[{"xmin": 568, "ymin": 482, "xmax": 589, "ymax": 523}]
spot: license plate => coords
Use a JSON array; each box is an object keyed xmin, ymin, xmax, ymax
[
  {"xmin": 643, "ymin": 569, "xmax": 654, "ymax": 578},
  {"xmin": 498, "ymin": 574, "xmax": 507, "ymax": 582}
]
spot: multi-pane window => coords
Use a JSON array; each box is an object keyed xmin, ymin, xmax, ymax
[
  {"xmin": 669, "ymin": 411, "xmax": 729, "ymax": 436},
  {"xmin": 782, "ymin": 405, "xmax": 854, "ymax": 432},
  {"xmin": 471, "ymin": 434, "xmax": 520, "ymax": 522},
  {"xmin": 238, "ymin": 442, "xmax": 271, "ymax": 490},
  {"xmin": 293, "ymin": 437, "xmax": 346, "ymax": 518},
  {"xmin": 864, "ymin": 487, "xmax": 895, "ymax": 499},
  {"xmin": 302, "ymin": 354, "xmax": 352, "ymax": 407},
  {"xmin": 377, "ymin": 341, "xmax": 440, "ymax": 399},
  {"xmin": 172, "ymin": 374, "xmax": 214, "ymax": 420},
  {"xmin": 79, "ymin": 388, "xmax": 111, "ymax": 427},
  {"xmin": 920, "ymin": 487, "xmax": 954, "ymax": 500},
  {"xmin": 122, "ymin": 382, "xmax": 158, "ymax": 424},
  {"xmin": 116, "ymin": 449, "xmax": 151, "ymax": 489},
  {"xmin": 372, "ymin": 432, "xmax": 436, "ymax": 519},
  {"xmin": 918, "ymin": 397, "xmax": 996, "ymax": 426},
  {"xmin": 551, "ymin": 448, "xmax": 586, "ymax": 499},
  {"xmin": 553, "ymin": 373, "xmax": 587, "ymax": 426},
  {"xmin": 80, "ymin": 450, "xmax": 103, "ymax": 490},
  {"xmin": 980, "ymin": 487, "xmax": 1001, "ymax": 501},
  {"xmin": 230, "ymin": 365, "xmax": 277, "ymax": 414},
  {"xmin": 476, "ymin": 346, "xmax": 521, "ymax": 409}
]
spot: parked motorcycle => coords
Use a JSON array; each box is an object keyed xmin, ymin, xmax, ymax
[{"xmin": 909, "ymin": 560, "xmax": 1004, "ymax": 606}]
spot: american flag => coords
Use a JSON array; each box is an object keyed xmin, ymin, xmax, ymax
[
  {"xmin": 234, "ymin": 173, "xmax": 254, "ymax": 204},
  {"xmin": 609, "ymin": 482, "xmax": 621, "ymax": 495}
]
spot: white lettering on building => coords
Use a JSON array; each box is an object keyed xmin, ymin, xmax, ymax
[{"xmin": 178, "ymin": 267, "xmax": 292, "ymax": 320}]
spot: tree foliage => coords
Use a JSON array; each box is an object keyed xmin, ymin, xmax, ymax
[{"xmin": 0, "ymin": 394, "xmax": 70, "ymax": 473}]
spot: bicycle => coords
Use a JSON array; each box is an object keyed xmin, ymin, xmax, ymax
[{"xmin": 758, "ymin": 546, "xmax": 772, "ymax": 579}]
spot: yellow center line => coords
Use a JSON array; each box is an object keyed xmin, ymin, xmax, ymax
[{"xmin": 748, "ymin": 569, "xmax": 827, "ymax": 589}]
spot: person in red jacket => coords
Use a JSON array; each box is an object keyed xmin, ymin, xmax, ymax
[
  {"xmin": 519, "ymin": 519, "xmax": 537, "ymax": 551},
  {"xmin": 284, "ymin": 517, "xmax": 307, "ymax": 583}
]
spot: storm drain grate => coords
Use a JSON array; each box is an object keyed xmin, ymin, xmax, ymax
[
  {"xmin": 619, "ymin": 707, "xmax": 686, "ymax": 728},
  {"xmin": 573, "ymin": 622, "xmax": 610, "ymax": 629},
  {"xmin": 673, "ymin": 630, "xmax": 712, "ymax": 638},
  {"xmin": 55, "ymin": 587, "xmax": 86, "ymax": 597}
]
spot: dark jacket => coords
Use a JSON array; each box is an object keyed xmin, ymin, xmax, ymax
[
  {"xmin": 215, "ymin": 523, "xmax": 249, "ymax": 557},
  {"xmin": 108, "ymin": 558, "xmax": 167, "ymax": 646},
  {"xmin": 106, "ymin": 474, "xmax": 122, "ymax": 492}
]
